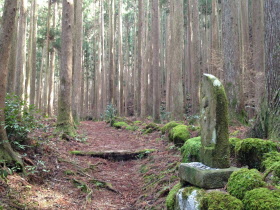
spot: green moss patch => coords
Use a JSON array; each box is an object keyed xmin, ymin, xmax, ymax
[
  {"xmin": 235, "ymin": 138, "xmax": 278, "ymax": 169},
  {"xmin": 227, "ymin": 168, "xmax": 266, "ymax": 200},
  {"xmin": 201, "ymin": 191, "xmax": 243, "ymax": 210},
  {"xmin": 168, "ymin": 125, "xmax": 190, "ymax": 147},
  {"xmin": 142, "ymin": 123, "xmax": 160, "ymax": 134},
  {"xmin": 166, "ymin": 182, "xmax": 182, "ymax": 210},
  {"xmin": 112, "ymin": 122, "xmax": 129, "ymax": 129},
  {"xmin": 229, "ymin": 137, "xmax": 242, "ymax": 157},
  {"xmin": 161, "ymin": 121, "xmax": 181, "ymax": 134},
  {"xmin": 180, "ymin": 137, "xmax": 201, "ymax": 163},
  {"xmin": 243, "ymin": 188, "xmax": 280, "ymax": 210},
  {"xmin": 262, "ymin": 152, "xmax": 280, "ymax": 184}
]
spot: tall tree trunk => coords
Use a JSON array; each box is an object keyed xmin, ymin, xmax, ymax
[
  {"xmin": 72, "ymin": 0, "xmax": 83, "ymax": 122},
  {"xmin": 0, "ymin": 0, "xmax": 23, "ymax": 168},
  {"xmin": 57, "ymin": 0, "xmax": 75, "ymax": 137},
  {"xmin": 170, "ymin": 0, "xmax": 184, "ymax": 120},
  {"xmin": 137, "ymin": 0, "xmax": 143, "ymax": 117},
  {"xmin": 118, "ymin": 0, "xmax": 124, "ymax": 115},
  {"xmin": 108, "ymin": 0, "xmax": 115, "ymax": 105},
  {"xmin": 166, "ymin": 12, "xmax": 171, "ymax": 112},
  {"xmin": 15, "ymin": 0, "xmax": 27, "ymax": 100},
  {"xmin": 48, "ymin": 2, "xmax": 57, "ymax": 116},
  {"xmin": 7, "ymin": 1, "xmax": 19, "ymax": 94},
  {"xmin": 222, "ymin": 0, "xmax": 243, "ymax": 115},
  {"xmin": 152, "ymin": 0, "xmax": 160, "ymax": 122},
  {"xmin": 30, "ymin": 0, "xmax": 38, "ymax": 105},
  {"xmin": 252, "ymin": 0, "xmax": 265, "ymax": 114}
]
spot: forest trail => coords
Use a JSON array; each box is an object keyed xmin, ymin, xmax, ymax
[{"xmin": 3, "ymin": 121, "xmax": 180, "ymax": 210}]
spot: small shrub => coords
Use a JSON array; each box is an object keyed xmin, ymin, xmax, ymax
[
  {"xmin": 103, "ymin": 104, "xmax": 117, "ymax": 126},
  {"xmin": 4, "ymin": 94, "xmax": 40, "ymax": 146},
  {"xmin": 200, "ymin": 191, "xmax": 243, "ymax": 210},
  {"xmin": 243, "ymin": 188, "xmax": 280, "ymax": 210},
  {"xmin": 168, "ymin": 125, "xmax": 190, "ymax": 147},
  {"xmin": 160, "ymin": 105, "xmax": 171, "ymax": 121},
  {"xmin": 227, "ymin": 168, "xmax": 266, "ymax": 199},
  {"xmin": 235, "ymin": 138, "xmax": 278, "ymax": 169},
  {"xmin": 161, "ymin": 121, "xmax": 181, "ymax": 134},
  {"xmin": 181, "ymin": 137, "xmax": 201, "ymax": 163}
]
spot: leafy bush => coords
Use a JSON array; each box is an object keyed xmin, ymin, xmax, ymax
[
  {"xmin": 104, "ymin": 104, "xmax": 117, "ymax": 126},
  {"xmin": 4, "ymin": 94, "xmax": 40, "ymax": 145}
]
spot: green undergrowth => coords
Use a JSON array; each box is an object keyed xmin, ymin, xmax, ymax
[
  {"xmin": 235, "ymin": 138, "xmax": 278, "ymax": 169},
  {"xmin": 243, "ymin": 188, "xmax": 280, "ymax": 210},
  {"xmin": 181, "ymin": 136, "xmax": 201, "ymax": 163},
  {"xmin": 227, "ymin": 168, "xmax": 266, "ymax": 200},
  {"xmin": 113, "ymin": 121, "xmax": 129, "ymax": 129}
]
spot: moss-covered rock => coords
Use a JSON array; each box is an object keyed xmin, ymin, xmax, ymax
[
  {"xmin": 243, "ymin": 188, "xmax": 280, "ymax": 210},
  {"xmin": 262, "ymin": 152, "xmax": 280, "ymax": 185},
  {"xmin": 168, "ymin": 125, "xmax": 190, "ymax": 147},
  {"xmin": 125, "ymin": 125, "xmax": 139, "ymax": 131},
  {"xmin": 166, "ymin": 182, "xmax": 182, "ymax": 210},
  {"xmin": 113, "ymin": 121, "xmax": 129, "ymax": 129},
  {"xmin": 229, "ymin": 137, "xmax": 242, "ymax": 157},
  {"xmin": 142, "ymin": 123, "xmax": 160, "ymax": 134},
  {"xmin": 181, "ymin": 137, "xmax": 201, "ymax": 163},
  {"xmin": 227, "ymin": 168, "xmax": 266, "ymax": 199},
  {"xmin": 235, "ymin": 138, "xmax": 278, "ymax": 169},
  {"xmin": 200, "ymin": 191, "xmax": 243, "ymax": 210},
  {"xmin": 161, "ymin": 121, "xmax": 181, "ymax": 134}
]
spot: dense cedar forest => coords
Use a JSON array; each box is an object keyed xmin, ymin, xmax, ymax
[{"xmin": 0, "ymin": 0, "xmax": 279, "ymax": 209}]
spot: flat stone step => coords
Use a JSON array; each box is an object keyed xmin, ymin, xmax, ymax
[{"xmin": 69, "ymin": 149, "xmax": 156, "ymax": 161}]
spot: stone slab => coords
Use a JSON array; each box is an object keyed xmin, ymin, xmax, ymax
[{"xmin": 179, "ymin": 162, "xmax": 240, "ymax": 189}]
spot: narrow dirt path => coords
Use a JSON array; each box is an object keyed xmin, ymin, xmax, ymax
[
  {"xmin": 52, "ymin": 121, "xmax": 165, "ymax": 210},
  {"xmin": 2, "ymin": 121, "xmax": 180, "ymax": 210}
]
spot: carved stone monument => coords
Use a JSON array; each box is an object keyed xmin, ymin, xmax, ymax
[{"xmin": 178, "ymin": 74, "xmax": 239, "ymax": 189}]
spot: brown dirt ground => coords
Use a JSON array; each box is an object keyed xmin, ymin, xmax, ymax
[{"xmin": 0, "ymin": 120, "xmax": 182, "ymax": 210}]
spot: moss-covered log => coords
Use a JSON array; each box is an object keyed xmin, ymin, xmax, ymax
[{"xmin": 70, "ymin": 149, "xmax": 156, "ymax": 161}]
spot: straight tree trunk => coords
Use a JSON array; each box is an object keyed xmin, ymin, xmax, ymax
[
  {"xmin": 30, "ymin": 0, "xmax": 38, "ymax": 105},
  {"xmin": 152, "ymin": 0, "xmax": 160, "ymax": 122},
  {"xmin": 7, "ymin": 1, "xmax": 19, "ymax": 94},
  {"xmin": 72, "ymin": 0, "xmax": 83, "ymax": 122},
  {"xmin": 118, "ymin": 0, "xmax": 124, "ymax": 115},
  {"xmin": 170, "ymin": 0, "xmax": 184, "ymax": 120},
  {"xmin": 137, "ymin": 0, "xmax": 143, "ymax": 117},
  {"xmin": 252, "ymin": 0, "xmax": 265, "ymax": 113},
  {"xmin": 48, "ymin": 2, "xmax": 57, "ymax": 116},
  {"xmin": 57, "ymin": 0, "xmax": 76, "ymax": 136},
  {"xmin": 0, "ymin": 0, "xmax": 23, "ymax": 167},
  {"xmin": 222, "ymin": 0, "xmax": 243, "ymax": 114},
  {"xmin": 15, "ymin": 0, "xmax": 27, "ymax": 100}
]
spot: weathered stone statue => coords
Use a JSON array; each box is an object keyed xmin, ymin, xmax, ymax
[
  {"xmin": 178, "ymin": 74, "xmax": 239, "ymax": 189},
  {"xmin": 200, "ymin": 73, "xmax": 230, "ymax": 168}
]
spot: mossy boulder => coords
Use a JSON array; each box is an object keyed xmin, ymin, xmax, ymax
[
  {"xmin": 227, "ymin": 168, "xmax": 266, "ymax": 200},
  {"xmin": 181, "ymin": 137, "xmax": 201, "ymax": 163},
  {"xmin": 262, "ymin": 152, "xmax": 280, "ymax": 185},
  {"xmin": 161, "ymin": 121, "xmax": 181, "ymax": 134},
  {"xmin": 200, "ymin": 191, "xmax": 243, "ymax": 210},
  {"xmin": 243, "ymin": 188, "xmax": 280, "ymax": 210},
  {"xmin": 235, "ymin": 138, "xmax": 278, "ymax": 169},
  {"xmin": 166, "ymin": 182, "xmax": 182, "ymax": 210},
  {"xmin": 175, "ymin": 187, "xmax": 205, "ymax": 210},
  {"xmin": 229, "ymin": 137, "xmax": 242, "ymax": 157},
  {"xmin": 113, "ymin": 121, "xmax": 129, "ymax": 129},
  {"xmin": 168, "ymin": 125, "xmax": 190, "ymax": 147},
  {"xmin": 142, "ymin": 123, "xmax": 160, "ymax": 134}
]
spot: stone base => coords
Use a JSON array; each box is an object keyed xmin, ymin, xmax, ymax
[{"xmin": 179, "ymin": 162, "xmax": 240, "ymax": 189}]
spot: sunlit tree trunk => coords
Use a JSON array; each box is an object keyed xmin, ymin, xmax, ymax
[{"xmin": 15, "ymin": 0, "xmax": 27, "ymax": 100}]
